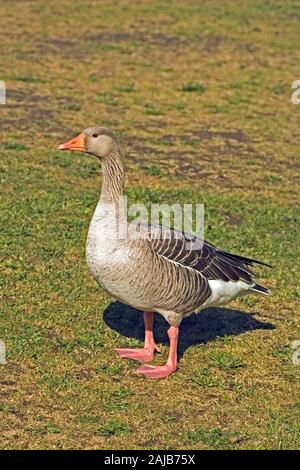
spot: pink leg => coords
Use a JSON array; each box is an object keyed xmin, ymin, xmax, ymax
[
  {"xmin": 115, "ymin": 312, "xmax": 160, "ymax": 362},
  {"xmin": 135, "ymin": 326, "xmax": 179, "ymax": 379}
]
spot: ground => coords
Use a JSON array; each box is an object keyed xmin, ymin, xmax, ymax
[{"xmin": 0, "ymin": 0, "xmax": 299, "ymax": 450}]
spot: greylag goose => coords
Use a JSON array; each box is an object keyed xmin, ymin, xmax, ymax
[{"xmin": 59, "ymin": 127, "xmax": 271, "ymax": 379}]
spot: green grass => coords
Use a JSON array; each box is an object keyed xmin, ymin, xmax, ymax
[
  {"xmin": 181, "ymin": 82, "xmax": 205, "ymax": 93},
  {"xmin": 187, "ymin": 426, "xmax": 243, "ymax": 449},
  {"xmin": 143, "ymin": 165, "xmax": 164, "ymax": 177},
  {"xmin": 13, "ymin": 76, "xmax": 46, "ymax": 84},
  {"xmin": 0, "ymin": 0, "xmax": 300, "ymax": 451},
  {"xmin": 1, "ymin": 143, "xmax": 28, "ymax": 151},
  {"xmin": 210, "ymin": 352, "xmax": 244, "ymax": 370},
  {"xmin": 97, "ymin": 421, "xmax": 131, "ymax": 437}
]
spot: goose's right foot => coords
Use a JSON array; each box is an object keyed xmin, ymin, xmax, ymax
[{"xmin": 115, "ymin": 311, "xmax": 159, "ymax": 363}]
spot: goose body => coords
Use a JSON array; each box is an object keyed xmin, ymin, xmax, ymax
[
  {"xmin": 59, "ymin": 126, "xmax": 271, "ymax": 378},
  {"xmin": 87, "ymin": 209, "xmax": 269, "ymax": 325}
]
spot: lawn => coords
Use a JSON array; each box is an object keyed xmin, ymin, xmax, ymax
[{"xmin": 0, "ymin": 0, "xmax": 299, "ymax": 450}]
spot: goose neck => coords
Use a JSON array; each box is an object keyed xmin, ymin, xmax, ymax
[{"xmin": 100, "ymin": 149, "xmax": 125, "ymax": 204}]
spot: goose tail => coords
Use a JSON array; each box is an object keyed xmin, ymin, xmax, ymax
[{"xmin": 251, "ymin": 283, "xmax": 271, "ymax": 296}]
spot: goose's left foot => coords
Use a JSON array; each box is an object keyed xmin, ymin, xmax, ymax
[
  {"xmin": 135, "ymin": 363, "xmax": 177, "ymax": 379},
  {"xmin": 135, "ymin": 325, "xmax": 179, "ymax": 379}
]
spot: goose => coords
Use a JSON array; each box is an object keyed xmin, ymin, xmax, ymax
[{"xmin": 58, "ymin": 127, "xmax": 271, "ymax": 379}]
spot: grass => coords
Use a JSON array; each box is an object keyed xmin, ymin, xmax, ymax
[
  {"xmin": 143, "ymin": 165, "xmax": 164, "ymax": 177},
  {"xmin": 97, "ymin": 420, "xmax": 131, "ymax": 437},
  {"xmin": 181, "ymin": 82, "xmax": 205, "ymax": 93},
  {"xmin": 0, "ymin": 0, "xmax": 300, "ymax": 450},
  {"xmin": 13, "ymin": 76, "xmax": 46, "ymax": 84},
  {"xmin": 187, "ymin": 426, "xmax": 243, "ymax": 449},
  {"xmin": 210, "ymin": 351, "xmax": 244, "ymax": 370}
]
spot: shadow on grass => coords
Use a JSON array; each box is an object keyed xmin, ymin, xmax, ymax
[{"xmin": 103, "ymin": 302, "xmax": 275, "ymax": 359}]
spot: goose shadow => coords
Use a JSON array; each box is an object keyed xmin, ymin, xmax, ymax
[{"xmin": 103, "ymin": 301, "xmax": 275, "ymax": 359}]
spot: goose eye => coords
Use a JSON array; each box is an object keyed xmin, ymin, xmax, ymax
[{"xmin": 92, "ymin": 133, "xmax": 98, "ymax": 138}]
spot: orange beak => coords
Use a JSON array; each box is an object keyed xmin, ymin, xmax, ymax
[{"xmin": 58, "ymin": 133, "xmax": 86, "ymax": 152}]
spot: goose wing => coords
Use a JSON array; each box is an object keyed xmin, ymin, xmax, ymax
[{"xmin": 136, "ymin": 223, "xmax": 270, "ymax": 285}]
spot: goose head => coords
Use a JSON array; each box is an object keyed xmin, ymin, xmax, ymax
[{"xmin": 58, "ymin": 127, "xmax": 118, "ymax": 158}]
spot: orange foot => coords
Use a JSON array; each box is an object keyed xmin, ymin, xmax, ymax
[
  {"xmin": 115, "ymin": 345, "xmax": 160, "ymax": 363},
  {"xmin": 135, "ymin": 363, "xmax": 177, "ymax": 379}
]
